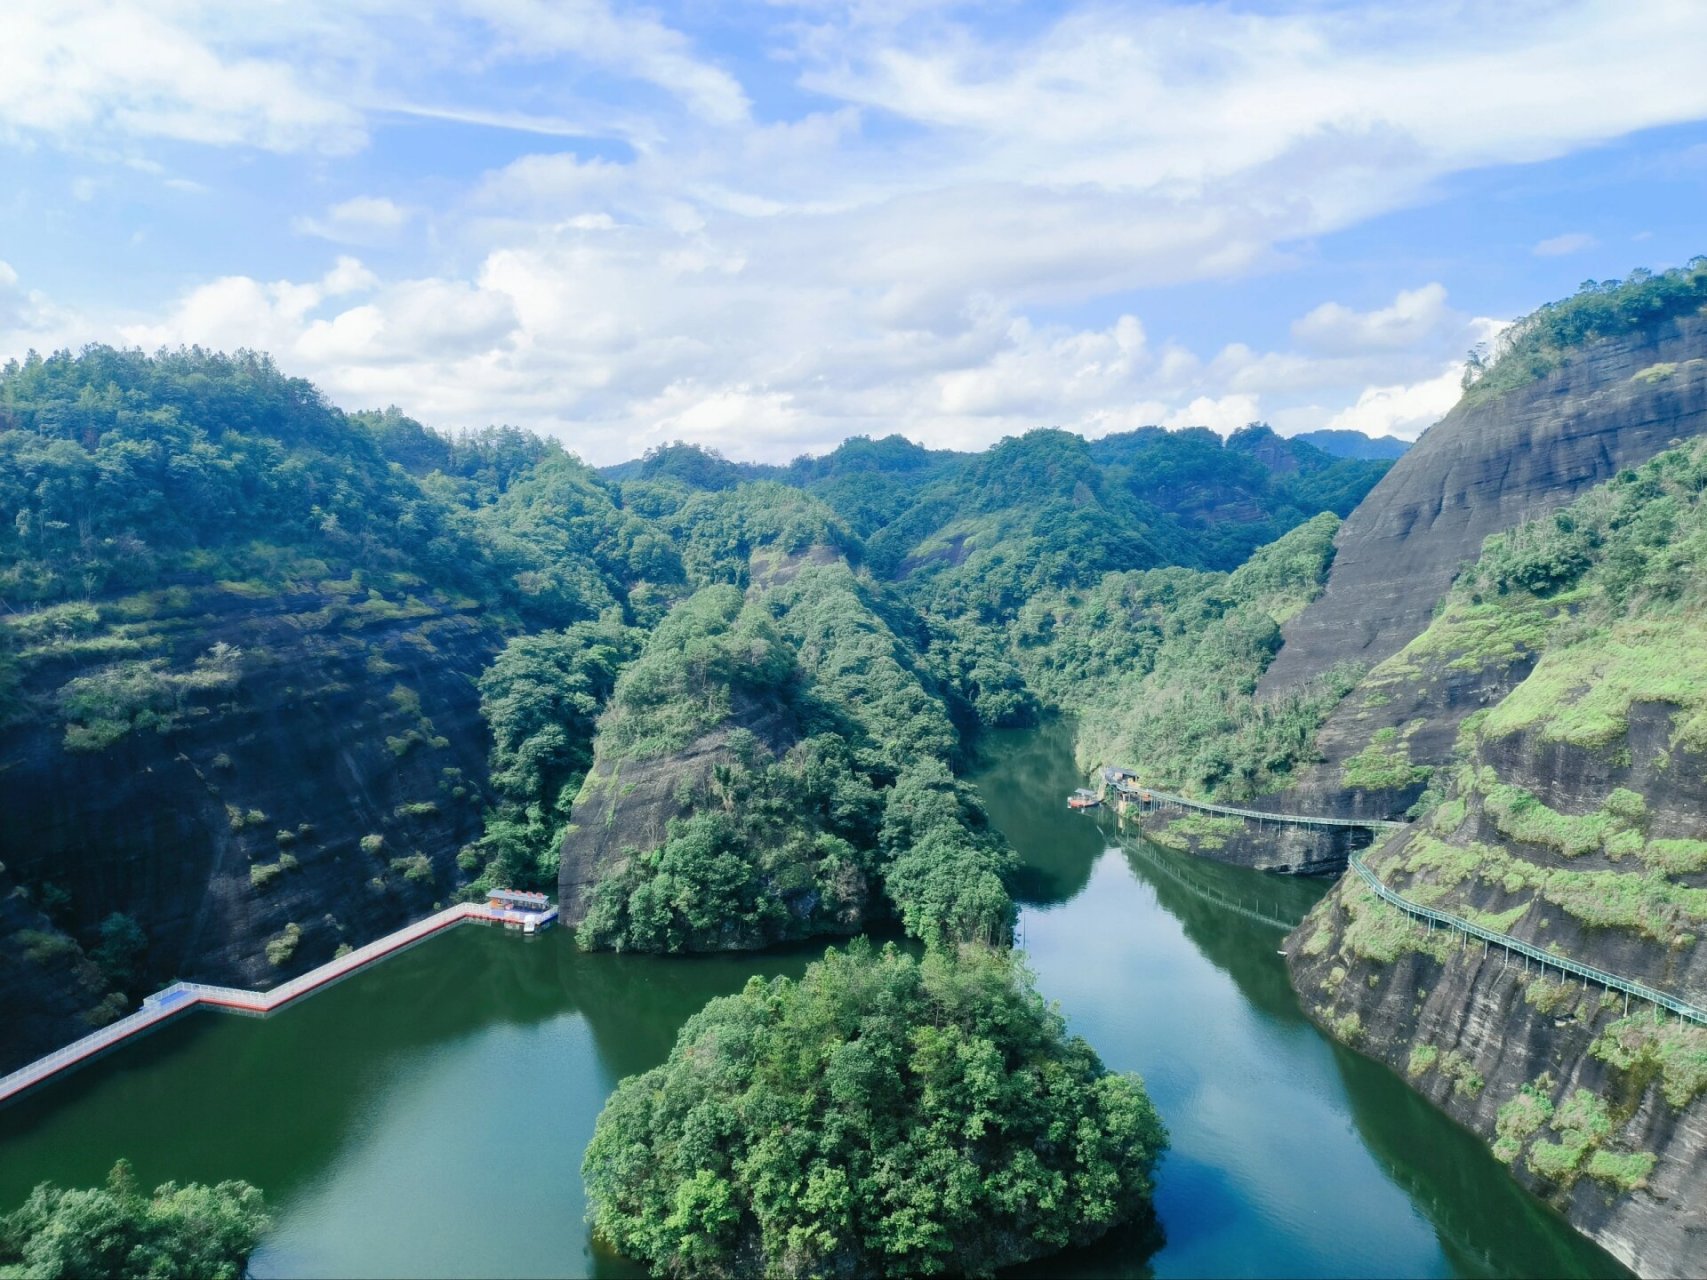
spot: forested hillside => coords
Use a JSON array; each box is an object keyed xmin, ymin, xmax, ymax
[
  {"xmin": 0, "ymin": 344, "xmax": 1385, "ymax": 1071},
  {"xmin": 0, "ymin": 349, "xmax": 673, "ymax": 1067}
]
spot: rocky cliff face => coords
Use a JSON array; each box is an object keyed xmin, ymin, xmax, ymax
[
  {"xmin": 1122, "ymin": 804, "xmax": 1373, "ymax": 874},
  {"xmin": 1258, "ymin": 597, "xmax": 1544, "ymax": 825},
  {"xmin": 1286, "ymin": 704, "xmax": 1707, "ymax": 1278},
  {"xmin": 1272, "ymin": 428, "xmax": 1707, "ymax": 1276},
  {"xmin": 1243, "ymin": 324, "xmax": 1707, "ymax": 1275},
  {"xmin": 1261, "ymin": 317, "xmax": 1707, "ymax": 693},
  {"xmin": 0, "ymin": 584, "xmax": 501, "ymax": 1073},
  {"xmin": 557, "ymin": 695, "xmax": 803, "ymax": 928}
]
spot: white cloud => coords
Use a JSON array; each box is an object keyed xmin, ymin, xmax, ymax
[
  {"xmin": 797, "ymin": 3, "xmax": 1707, "ymax": 216},
  {"xmin": 322, "ymin": 255, "xmax": 380, "ymax": 296},
  {"xmin": 934, "ymin": 316, "xmax": 1146, "ymax": 418},
  {"xmin": 6, "ymin": 2, "xmax": 1706, "ymax": 461},
  {"xmin": 1322, "ymin": 366, "xmax": 1467, "ymax": 440},
  {"xmin": 0, "ymin": 1, "xmax": 365, "ymax": 153},
  {"xmin": 1533, "ymin": 232, "xmax": 1599, "ymax": 257},
  {"xmin": 119, "ymin": 258, "xmax": 382, "ymax": 354},
  {"xmin": 295, "ymin": 196, "xmax": 412, "ymax": 244},
  {"xmin": 1292, "ymin": 284, "xmax": 1455, "ymax": 354},
  {"xmin": 465, "ymin": 0, "xmax": 750, "ymax": 127},
  {"xmin": 0, "ymin": 260, "xmax": 85, "ymax": 351},
  {"xmin": 0, "ymin": 261, "xmax": 24, "ymax": 330},
  {"xmin": 1162, "ymin": 394, "xmax": 1263, "ymax": 435},
  {"xmin": 22, "ymin": 224, "xmax": 1505, "ymax": 461}
]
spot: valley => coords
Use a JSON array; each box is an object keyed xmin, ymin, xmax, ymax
[
  {"xmin": 4, "ymin": 261, "xmax": 1707, "ymax": 1276},
  {"xmin": 0, "ymin": 720, "xmax": 1622, "ymax": 1279}
]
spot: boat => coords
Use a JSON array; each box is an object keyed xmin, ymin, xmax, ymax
[{"xmin": 1067, "ymin": 788, "xmax": 1101, "ymax": 810}]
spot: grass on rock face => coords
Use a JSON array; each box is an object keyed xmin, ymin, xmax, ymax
[
  {"xmin": 1340, "ymin": 725, "xmax": 1431, "ymax": 792},
  {"xmin": 1482, "ymin": 619, "xmax": 1707, "ymax": 752},
  {"xmin": 1151, "ymin": 814, "xmax": 1245, "ymax": 852},
  {"xmin": 1395, "ymin": 830, "xmax": 1707, "ymax": 943}
]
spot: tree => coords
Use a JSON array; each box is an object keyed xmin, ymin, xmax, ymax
[
  {"xmin": 0, "ymin": 1159, "xmax": 269, "ymax": 1280},
  {"xmin": 583, "ymin": 941, "xmax": 1166, "ymax": 1279},
  {"xmin": 92, "ymin": 913, "xmax": 147, "ymax": 989}
]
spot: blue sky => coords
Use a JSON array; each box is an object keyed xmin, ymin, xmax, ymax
[{"xmin": 2, "ymin": 1, "xmax": 1705, "ymax": 463}]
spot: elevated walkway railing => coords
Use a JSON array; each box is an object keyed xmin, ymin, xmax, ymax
[
  {"xmin": 1107, "ymin": 777, "xmax": 1406, "ymax": 833},
  {"xmin": 1100, "ymin": 766, "xmax": 1704, "ymax": 1027},
  {"xmin": 0, "ymin": 900, "xmax": 558, "ymax": 1107},
  {"xmin": 1349, "ymin": 852, "xmax": 1707, "ymax": 1027}
]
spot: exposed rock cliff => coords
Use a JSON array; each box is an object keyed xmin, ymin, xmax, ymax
[
  {"xmin": 1262, "ymin": 315, "xmax": 1707, "ymax": 694},
  {"xmin": 1286, "ymin": 711, "xmax": 1707, "ymax": 1277},
  {"xmin": 558, "ymin": 696, "xmax": 816, "ymax": 933},
  {"xmin": 0, "ymin": 584, "xmax": 500, "ymax": 1072},
  {"xmin": 1282, "ymin": 435, "xmax": 1707, "ymax": 1277},
  {"xmin": 1123, "ymin": 806, "xmax": 1373, "ymax": 874},
  {"xmin": 557, "ymin": 577, "xmax": 900, "ymax": 952}
]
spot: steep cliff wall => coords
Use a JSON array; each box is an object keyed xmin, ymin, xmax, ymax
[
  {"xmin": 1261, "ymin": 317, "xmax": 1707, "ymax": 693},
  {"xmin": 1286, "ymin": 708, "xmax": 1707, "ymax": 1277},
  {"xmin": 557, "ymin": 697, "xmax": 808, "ymax": 930},
  {"xmin": 1259, "ymin": 588, "xmax": 1548, "ymax": 824},
  {"xmin": 0, "ymin": 584, "xmax": 501, "ymax": 1072},
  {"xmin": 1281, "ymin": 436, "xmax": 1707, "ymax": 1276}
]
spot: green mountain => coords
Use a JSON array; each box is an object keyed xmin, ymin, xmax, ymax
[
  {"xmin": 1053, "ymin": 261, "xmax": 1707, "ymax": 1276},
  {"xmin": 0, "ymin": 347, "xmax": 1378, "ymax": 1074},
  {"xmin": 5, "ymin": 262, "xmax": 1707, "ymax": 1275}
]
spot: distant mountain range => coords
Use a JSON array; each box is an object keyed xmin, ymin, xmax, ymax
[{"xmin": 1290, "ymin": 429, "xmax": 1411, "ymax": 460}]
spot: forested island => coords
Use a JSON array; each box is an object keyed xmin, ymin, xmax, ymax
[{"xmin": 584, "ymin": 941, "xmax": 1166, "ymax": 1278}]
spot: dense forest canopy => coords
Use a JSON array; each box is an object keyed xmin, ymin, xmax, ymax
[
  {"xmin": 1463, "ymin": 258, "xmax": 1707, "ymax": 400},
  {"xmin": 0, "ymin": 345, "xmax": 1395, "ymax": 940},
  {"xmin": 0, "ymin": 1161, "xmax": 268, "ymax": 1280},
  {"xmin": 583, "ymin": 941, "xmax": 1166, "ymax": 1279},
  {"xmin": 0, "ymin": 347, "xmax": 664, "ymax": 629}
]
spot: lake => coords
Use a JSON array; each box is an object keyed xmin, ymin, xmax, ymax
[{"xmin": 0, "ymin": 719, "xmax": 1622, "ymax": 1277}]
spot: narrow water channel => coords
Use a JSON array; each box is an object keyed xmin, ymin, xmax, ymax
[{"xmin": 0, "ymin": 720, "xmax": 1623, "ymax": 1278}]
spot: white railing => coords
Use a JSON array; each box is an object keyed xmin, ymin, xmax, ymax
[{"xmin": 0, "ymin": 901, "xmax": 558, "ymax": 1105}]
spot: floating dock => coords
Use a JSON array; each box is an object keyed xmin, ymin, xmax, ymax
[{"xmin": 0, "ymin": 899, "xmax": 557, "ymax": 1107}]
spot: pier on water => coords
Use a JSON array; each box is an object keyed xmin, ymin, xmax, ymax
[{"xmin": 0, "ymin": 895, "xmax": 557, "ymax": 1108}]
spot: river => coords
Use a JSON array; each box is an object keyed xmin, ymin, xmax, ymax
[{"xmin": 0, "ymin": 720, "xmax": 1623, "ymax": 1277}]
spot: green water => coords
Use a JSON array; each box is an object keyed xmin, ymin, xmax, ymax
[{"xmin": 0, "ymin": 721, "xmax": 1624, "ymax": 1277}]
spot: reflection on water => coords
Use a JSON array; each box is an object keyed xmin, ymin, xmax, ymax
[
  {"xmin": 0, "ymin": 938, "xmax": 836, "ymax": 1279},
  {"xmin": 981, "ymin": 719, "xmax": 1622, "ymax": 1280},
  {"xmin": 0, "ymin": 718, "xmax": 1625, "ymax": 1278}
]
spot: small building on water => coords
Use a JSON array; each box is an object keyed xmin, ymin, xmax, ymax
[
  {"xmin": 488, "ymin": 888, "xmax": 550, "ymax": 912},
  {"xmin": 484, "ymin": 888, "xmax": 558, "ymax": 932}
]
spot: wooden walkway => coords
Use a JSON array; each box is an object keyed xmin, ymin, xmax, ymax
[{"xmin": 0, "ymin": 901, "xmax": 557, "ymax": 1107}]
